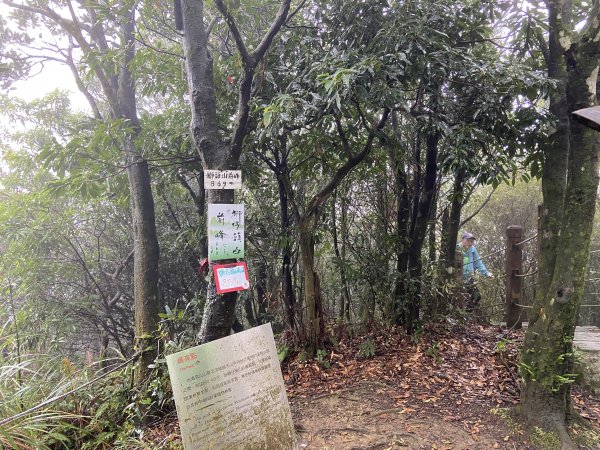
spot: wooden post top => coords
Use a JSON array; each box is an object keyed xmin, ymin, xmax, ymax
[{"xmin": 507, "ymin": 226, "xmax": 523, "ymax": 238}]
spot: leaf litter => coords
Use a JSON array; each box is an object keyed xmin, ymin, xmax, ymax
[
  {"xmin": 283, "ymin": 322, "xmax": 600, "ymax": 449},
  {"xmin": 141, "ymin": 322, "xmax": 600, "ymax": 449}
]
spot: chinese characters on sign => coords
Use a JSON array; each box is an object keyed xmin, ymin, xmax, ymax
[
  {"xmin": 166, "ymin": 324, "xmax": 297, "ymax": 450},
  {"xmin": 213, "ymin": 262, "xmax": 250, "ymax": 294},
  {"xmin": 208, "ymin": 204, "xmax": 244, "ymax": 261},
  {"xmin": 204, "ymin": 170, "xmax": 242, "ymax": 189}
]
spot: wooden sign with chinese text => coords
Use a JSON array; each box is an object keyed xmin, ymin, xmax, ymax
[{"xmin": 204, "ymin": 170, "xmax": 242, "ymax": 189}]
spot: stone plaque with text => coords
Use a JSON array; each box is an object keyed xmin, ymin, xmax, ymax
[{"xmin": 166, "ymin": 323, "xmax": 297, "ymax": 450}]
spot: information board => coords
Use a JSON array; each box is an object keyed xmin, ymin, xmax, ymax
[{"xmin": 166, "ymin": 324, "xmax": 297, "ymax": 450}]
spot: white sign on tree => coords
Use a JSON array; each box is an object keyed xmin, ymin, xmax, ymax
[
  {"xmin": 204, "ymin": 170, "xmax": 242, "ymax": 189},
  {"xmin": 207, "ymin": 203, "xmax": 244, "ymax": 261}
]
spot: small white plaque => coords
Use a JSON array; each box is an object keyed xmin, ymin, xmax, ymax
[{"xmin": 204, "ymin": 170, "xmax": 242, "ymax": 189}]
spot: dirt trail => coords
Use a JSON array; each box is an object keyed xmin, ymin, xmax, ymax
[{"xmin": 292, "ymin": 381, "xmax": 533, "ymax": 449}]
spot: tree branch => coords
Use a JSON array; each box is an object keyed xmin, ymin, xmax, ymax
[
  {"xmin": 458, "ymin": 188, "xmax": 496, "ymax": 228},
  {"xmin": 251, "ymin": 0, "xmax": 292, "ymax": 65},
  {"xmin": 64, "ymin": 38, "xmax": 103, "ymax": 119},
  {"xmin": 334, "ymin": 115, "xmax": 352, "ymax": 157},
  {"xmin": 212, "ymin": 0, "xmax": 253, "ymax": 68},
  {"xmin": 303, "ymin": 108, "xmax": 390, "ymax": 220}
]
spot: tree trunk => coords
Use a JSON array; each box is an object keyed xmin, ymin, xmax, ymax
[
  {"xmin": 126, "ymin": 141, "xmax": 161, "ymax": 386},
  {"xmin": 442, "ymin": 167, "xmax": 466, "ymax": 268},
  {"xmin": 340, "ymin": 192, "xmax": 351, "ymax": 321},
  {"xmin": 391, "ymin": 147, "xmax": 411, "ymax": 323},
  {"xmin": 425, "ymin": 189, "xmax": 439, "ymax": 319},
  {"xmin": 181, "ymin": 0, "xmax": 290, "ymax": 342},
  {"xmin": 437, "ymin": 168, "xmax": 466, "ymax": 313},
  {"xmin": 520, "ymin": 2, "xmax": 600, "ymax": 444},
  {"xmin": 197, "ymin": 189, "xmax": 238, "ymax": 343},
  {"xmin": 180, "ymin": 1, "xmax": 239, "ymax": 342},
  {"xmin": 299, "ymin": 219, "xmax": 321, "ymax": 355},
  {"xmin": 255, "ymin": 258, "xmax": 269, "ymax": 323},
  {"xmin": 331, "ymin": 190, "xmax": 352, "ymax": 322},
  {"xmin": 116, "ymin": 10, "xmax": 161, "ymax": 388},
  {"xmin": 404, "ymin": 130, "xmax": 439, "ymax": 332},
  {"xmin": 244, "ymin": 292, "xmax": 258, "ymax": 327},
  {"xmin": 293, "ymin": 109, "xmax": 390, "ymax": 351},
  {"xmin": 276, "ymin": 169, "xmax": 297, "ymax": 333}
]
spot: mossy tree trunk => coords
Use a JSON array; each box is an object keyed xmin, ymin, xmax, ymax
[
  {"xmin": 331, "ymin": 189, "xmax": 352, "ymax": 322},
  {"xmin": 270, "ymin": 142, "xmax": 298, "ymax": 335},
  {"xmin": 390, "ymin": 144, "xmax": 412, "ymax": 323},
  {"xmin": 298, "ymin": 218, "xmax": 321, "ymax": 355},
  {"xmin": 520, "ymin": 1, "xmax": 600, "ymax": 445},
  {"xmin": 404, "ymin": 130, "xmax": 439, "ymax": 332},
  {"xmin": 180, "ymin": 0, "xmax": 291, "ymax": 343}
]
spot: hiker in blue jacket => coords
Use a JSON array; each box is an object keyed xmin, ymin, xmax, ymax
[{"xmin": 460, "ymin": 232, "xmax": 493, "ymax": 312}]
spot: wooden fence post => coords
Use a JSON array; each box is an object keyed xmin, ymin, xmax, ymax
[{"xmin": 506, "ymin": 226, "xmax": 523, "ymax": 329}]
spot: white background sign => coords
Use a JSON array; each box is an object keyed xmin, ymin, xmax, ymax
[
  {"xmin": 208, "ymin": 203, "xmax": 244, "ymax": 261},
  {"xmin": 204, "ymin": 170, "xmax": 242, "ymax": 189},
  {"xmin": 214, "ymin": 262, "xmax": 250, "ymax": 293}
]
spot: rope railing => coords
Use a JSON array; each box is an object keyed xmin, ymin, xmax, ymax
[
  {"xmin": 462, "ymin": 233, "xmax": 538, "ymax": 269},
  {"xmin": 461, "ymin": 247, "xmax": 505, "ymax": 268},
  {"xmin": 514, "ymin": 270, "xmax": 538, "ymax": 278},
  {"xmin": 499, "ymin": 225, "xmax": 599, "ymax": 325},
  {"xmin": 514, "ymin": 233, "xmax": 538, "ymax": 247},
  {"xmin": 454, "ymin": 227, "xmax": 598, "ymax": 325},
  {"xmin": 513, "ymin": 302, "xmax": 532, "ymax": 309}
]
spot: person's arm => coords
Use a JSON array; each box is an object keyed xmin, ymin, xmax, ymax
[{"xmin": 472, "ymin": 248, "xmax": 491, "ymax": 277}]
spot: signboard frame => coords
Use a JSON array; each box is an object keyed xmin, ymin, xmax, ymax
[{"xmin": 213, "ymin": 261, "xmax": 250, "ymax": 294}]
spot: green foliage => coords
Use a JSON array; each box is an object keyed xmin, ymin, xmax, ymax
[
  {"xmin": 426, "ymin": 341, "xmax": 442, "ymax": 364},
  {"xmin": 277, "ymin": 344, "xmax": 291, "ymax": 363},
  {"xmin": 0, "ymin": 0, "xmax": 581, "ymax": 447},
  {"xmin": 570, "ymin": 422, "xmax": 600, "ymax": 450},
  {"xmin": 0, "ymin": 351, "xmax": 82, "ymax": 449},
  {"xmin": 530, "ymin": 426, "xmax": 561, "ymax": 450},
  {"xmin": 410, "ymin": 328, "xmax": 424, "ymax": 345},
  {"xmin": 495, "ymin": 338, "xmax": 513, "ymax": 354},
  {"xmin": 316, "ymin": 349, "xmax": 331, "ymax": 369},
  {"xmin": 357, "ymin": 338, "xmax": 376, "ymax": 359},
  {"xmin": 518, "ymin": 361, "xmax": 536, "ymax": 381},
  {"xmin": 550, "ymin": 373, "xmax": 578, "ymax": 393},
  {"xmin": 518, "ymin": 359, "xmax": 578, "ymax": 393}
]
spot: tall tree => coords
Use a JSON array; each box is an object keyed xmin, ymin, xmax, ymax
[
  {"xmin": 520, "ymin": 1, "xmax": 600, "ymax": 445},
  {"xmin": 1, "ymin": 0, "xmax": 161, "ymax": 386},
  {"xmin": 179, "ymin": 0, "xmax": 292, "ymax": 343},
  {"xmin": 254, "ymin": 0, "xmax": 397, "ymax": 350}
]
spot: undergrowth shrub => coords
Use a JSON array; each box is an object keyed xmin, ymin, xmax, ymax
[{"xmin": 357, "ymin": 338, "xmax": 376, "ymax": 358}]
